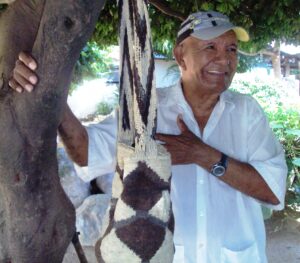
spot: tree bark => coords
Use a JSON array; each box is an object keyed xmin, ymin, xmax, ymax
[
  {"xmin": 283, "ymin": 57, "xmax": 290, "ymax": 77},
  {"xmin": 0, "ymin": 0, "xmax": 105, "ymax": 262},
  {"xmin": 271, "ymin": 41, "xmax": 281, "ymax": 79}
]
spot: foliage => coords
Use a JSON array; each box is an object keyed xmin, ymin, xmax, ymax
[
  {"xmin": 91, "ymin": 1, "xmax": 119, "ymax": 48},
  {"xmin": 1, "ymin": 1, "xmax": 299, "ymax": 55},
  {"xmin": 231, "ymin": 75, "xmax": 300, "ymax": 208},
  {"xmin": 237, "ymin": 53, "xmax": 265, "ymax": 73},
  {"xmin": 70, "ymin": 42, "xmax": 115, "ymax": 93},
  {"xmin": 91, "ymin": 0, "xmax": 300, "ymax": 56},
  {"xmin": 96, "ymin": 101, "xmax": 116, "ymax": 115},
  {"xmin": 2, "ymin": 1, "xmax": 299, "ymax": 72},
  {"xmin": 96, "ymin": 90, "xmax": 119, "ymax": 116},
  {"xmin": 268, "ymin": 108, "xmax": 300, "ymax": 210}
]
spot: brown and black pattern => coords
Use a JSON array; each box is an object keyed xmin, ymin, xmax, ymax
[
  {"xmin": 116, "ymin": 218, "xmax": 166, "ymax": 261},
  {"xmin": 121, "ymin": 161, "xmax": 170, "ymax": 211},
  {"xmin": 119, "ymin": 29, "xmax": 134, "ymax": 135},
  {"xmin": 96, "ymin": 0, "xmax": 174, "ymax": 262}
]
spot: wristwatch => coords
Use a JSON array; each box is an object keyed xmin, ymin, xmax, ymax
[{"xmin": 211, "ymin": 153, "xmax": 228, "ymax": 177}]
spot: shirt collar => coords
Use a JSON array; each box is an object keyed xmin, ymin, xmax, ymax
[{"xmin": 219, "ymin": 88, "xmax": 235, "ymax": 111}]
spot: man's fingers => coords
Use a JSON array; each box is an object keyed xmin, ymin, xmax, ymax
[
  {"xmin": 8, "ymin": 52, "xmax": 38, "ymax": 93},
  {"xmin": 8, "ymin": 78, "xmax": 23, "ymax": 93},
  {"xmin": 13, "ymin": 71, "xmax": 33, "ymax": 92},
  {"xmin": 162, "ymin": 144, "xmax": 187, "ymax": 165},
  {"xmin": 155, "ymin": 133, "xmax": 177, "ymax": 143},
  {"xmin": 15, "ymin": 60, "xmax": 38, "ymax": 85},
  {"xmin": 18, "ymin": 51, "xmax": 37, "ymax": 71},
  {"xmin": 156, "ymin": 132, "xmax": 192, "ymax": 144}
]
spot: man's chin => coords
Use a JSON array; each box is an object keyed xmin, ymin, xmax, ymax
[
  {"xmin": 207, "ymin": 79, "xmax": 230, "ymax": 91},
  {"xmin": 206, "ymin": 74, "xmax": 228, "ymax": 84}
]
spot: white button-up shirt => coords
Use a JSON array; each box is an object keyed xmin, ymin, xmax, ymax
[{"xmin": 80, "ymin": 81, "xmax": 287, "ymax": 263}]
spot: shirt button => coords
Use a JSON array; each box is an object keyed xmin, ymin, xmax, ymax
[
  {"xmin": 198, "ymin": 243, "xmax": 204, "ymax": 249},
  {"xmin": 199, "ymin": 211, "xmax": 204, "ymax": 217},
  {"xmin": 199, "ymin": 179, "xmax": 204, "ymax": 184}
]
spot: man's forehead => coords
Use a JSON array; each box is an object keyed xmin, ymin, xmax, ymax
[{"xmin": 184, "ymin": 31, "xmax": 238, "ymax": 45}]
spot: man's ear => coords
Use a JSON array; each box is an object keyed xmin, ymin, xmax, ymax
[{"xmin": 173, "ymin": 44, "xmax": 186, "ymax": 70}]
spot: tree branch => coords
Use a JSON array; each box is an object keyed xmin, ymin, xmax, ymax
[
  {"xmin": 149, "ymin": 0, "xmax": 186, "ymax": 21},
  {"xmin": 238, "ymin": 49, "xmax": 260, "ymax": 56},
  {"xmin": 238, "ymin": 49, "xmax": 276, "ymax": 57},
  {"xmin": 72, "ymin": 231, "xmax": 88, "ymax": 263}
]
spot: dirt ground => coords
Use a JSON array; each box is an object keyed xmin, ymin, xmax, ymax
[
  {"xmin": 63, "ymin": 209, "xmax": 300, "ymax": 263},
  {"xmin": 265, "ymin": 209, "xmax": 300, "ymax": 263}
]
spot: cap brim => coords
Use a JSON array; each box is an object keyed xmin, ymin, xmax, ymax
[
  {"xmin": 232, "ymin": 27, "xmax": 249, "ymax": 42},
  {"xmin": 191, "ymin": 24, "xmax": 249, "ymax": 42}
]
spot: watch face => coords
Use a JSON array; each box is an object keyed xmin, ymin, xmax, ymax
[{"xmin": 212, "ymin": 165, "xmax": 225, "ymax": 177}]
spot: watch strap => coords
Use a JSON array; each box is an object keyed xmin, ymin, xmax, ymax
[{"xmin": 220, "ymin": 152, "xmax": 228, "ymax": 169}]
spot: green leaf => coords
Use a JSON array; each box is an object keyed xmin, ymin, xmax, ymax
[
  {"xmin": 292, "ymin": 158, "xmax": 300, "ymax": 167},
  {"xmin": 201, "ymin": 2, "xmax": 215, "ymax": 11},
  {"xmin": 285, "ymin": 129, "xmax": 300, "ymax": 137},
  {"xmin": 270, "ymin": 122, "xmax": 284, "ymax": 129}
]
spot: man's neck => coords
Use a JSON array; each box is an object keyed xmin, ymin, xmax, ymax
[
  {"xmin": 180, "ymin": 79, "xmax": 223, "ymax": 133},
  {"xmin": 181, "ymin": 80, "xmax": 220, "ymax": 117}
]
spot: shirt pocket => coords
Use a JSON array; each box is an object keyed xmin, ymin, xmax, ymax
[
  {"xmin": 173, "ymin": 245, "xmax": 184, "ymax": 263},
  {"xmin": 221, "ymin": 242, "xmax": 260, "ymax": 263}
]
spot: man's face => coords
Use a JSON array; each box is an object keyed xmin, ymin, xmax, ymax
[{"xmin": 176, "ymin": 30, "xmax": 238, "ymax": 94}]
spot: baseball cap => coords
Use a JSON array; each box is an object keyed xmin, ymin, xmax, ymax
[{"xmin": 176, "ymin": 11, "xmax": 249, "ymax": 44}]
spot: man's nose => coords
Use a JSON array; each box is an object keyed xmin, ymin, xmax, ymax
[{"xmin": 215, "ymin": 51, "xmax": 231, "ymax": 66}]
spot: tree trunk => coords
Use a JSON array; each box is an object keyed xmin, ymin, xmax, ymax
[
  {"xmin": 283, "ymin": 57, "xmax": 290, "ymax": 77},
  {"xmin": 298, "ymin": 61, "xmax": 300, "ymax": 96},
  {"xmin": 0, "ymin": 0, "xmax": 105, "ymax": 262},
  {"xmin": 271, "ymin": 41, "xmax": 281, "ymax": 79}
]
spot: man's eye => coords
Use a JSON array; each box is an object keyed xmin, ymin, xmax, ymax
[
  {"xmin": 206, "ymin": 45, "xmax": 214, "ymax": 49},
  {"xmin": 229, "ymin": 47, "xmax": 237, "ymax": 52}
]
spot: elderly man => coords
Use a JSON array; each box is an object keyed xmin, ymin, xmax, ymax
[{"xmin": 10, "ymin": 10, "xmax": 287, "ymax": 263}]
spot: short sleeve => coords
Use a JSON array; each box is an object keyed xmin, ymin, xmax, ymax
[
  {"xmin": 247, "ymin": 98, "xmax": 287, "ymax": 210},
  {"xmin": 75, "ymin": 110, "xmax": 118, "ymax": 182}
]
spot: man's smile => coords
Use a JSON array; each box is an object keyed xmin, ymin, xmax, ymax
[{"xmin": 207, "ymin": 70, "xmax": 228, "ymax": 75}]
